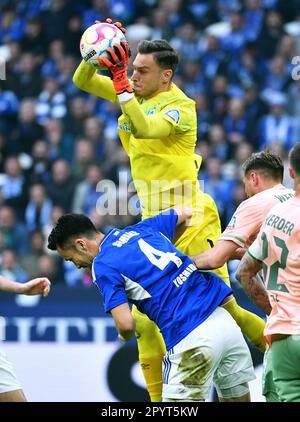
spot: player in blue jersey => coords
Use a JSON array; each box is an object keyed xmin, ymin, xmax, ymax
[{"xmin": 47, "ymin": 207, "xmax": 255, "ymax": 402}]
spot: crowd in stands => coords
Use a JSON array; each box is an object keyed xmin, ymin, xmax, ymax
[{"xmin": 0, "ymin": 0, "xmax": 299, "ymax": 286}]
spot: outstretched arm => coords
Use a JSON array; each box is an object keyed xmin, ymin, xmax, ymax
[
  {"xmin": 0, "ymin": 276, "xmax": 51, "ymax": 297},
  {"xmin": 73, "ymin": 60, "xmax": 118, "ymax": 102},
  {"xmin": 236, "ymin": 252, "xmax": 271, "ymax": 315},
  {"xmin": 192, "ymin": 239, "xmax": 239, "ymax": 270}
]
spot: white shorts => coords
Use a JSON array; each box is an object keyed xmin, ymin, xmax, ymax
[
  {"xmin": 162, "ymin": 307, "xmax": 255, "ymax": 401},
  {"xmin": 0, "ymin": 345, "xmax": 22, "ymax": 394}
]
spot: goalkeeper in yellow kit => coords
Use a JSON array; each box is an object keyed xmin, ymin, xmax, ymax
[{"xmin": 73, "ymin": 20, "xmax": 265, "ymax": 402}]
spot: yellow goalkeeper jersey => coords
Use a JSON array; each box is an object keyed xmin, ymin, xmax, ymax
[
  {"xmin": 118, "ymin": 84, "xmax": 204, "ymax": 220},
  {"xmin": 73, "ymin": 61, "xmax": 204, "ymax": 221}
]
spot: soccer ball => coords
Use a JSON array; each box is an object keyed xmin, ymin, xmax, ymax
[{"xmin": 80, "ymin": 22, "xmax": 126, "ymax": 70}]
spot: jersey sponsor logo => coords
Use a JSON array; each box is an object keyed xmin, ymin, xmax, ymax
[
  {"xmin": 112, "ymin": 230, "xmax": 139, "ymax": 247},
  {"xmin": 227, "ymin": 215, "xmax": 236, "ymax": 229},
  {"xmin": 164, "ymin": 109, "xmax": 180, "ymax": 124}
]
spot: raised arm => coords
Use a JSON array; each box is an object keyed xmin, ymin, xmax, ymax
[
  {"xmin": 0, "ymin": 276, "xmax": 51, "ymax": 297},
  {"xmin": 73, "ymin": 60, "xmax": 118, "ymax": 102},
  {"xmin": 236, "ymin": 252, "xmax": 271, "ymax": 315}
]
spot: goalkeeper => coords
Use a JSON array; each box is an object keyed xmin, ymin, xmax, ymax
[{"xmin": 73, "ymin": 19, "xmax": 265, "ymax": 402}]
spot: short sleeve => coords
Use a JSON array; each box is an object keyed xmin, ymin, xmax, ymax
[
  {"xmin": 247, "ymin": 237, "xmax": 263, "ymax": 262},
  {"xmin": 93, "ymin": 263, "xmax": 128, "ymax": 313},
  {"xmin": 221, "ymin": 199, "xmax": 263, "ymax": 247},
  {"xmin": 142, "ymin": 209, "xmax": 178, "ymax": 240}
]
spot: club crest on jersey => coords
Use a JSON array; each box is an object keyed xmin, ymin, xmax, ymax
[
  {"xmin": 227, "ymin": 215, "xmax": 236, "ymax": 229},
  {"xmin": 164, "ymin": 109, "xmax": 180, "ymax": 124}
]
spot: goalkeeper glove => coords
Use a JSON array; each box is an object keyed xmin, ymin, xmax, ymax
[{"xmin": 99, "ymin": 41, "xmax": 134, "ymax": 103}]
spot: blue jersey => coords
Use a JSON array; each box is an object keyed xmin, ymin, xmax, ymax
[{"xmin": 92, "ymin": 209, "xmax": 232, "ymax": 350}]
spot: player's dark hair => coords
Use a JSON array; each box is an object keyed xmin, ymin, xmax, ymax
[
  {"xmin": 47, "ymin": 214, "xmax": 97, "ymax": 250},
  {"xmin": 137, "ymin": 40, "xmax": 179, "ymax": 75},
  {"xmin": 289, "ymin": 142, "xmax": 300, "ymax": 175},
  {"xmin": 242, "ymin": 151, "xmax": 284, "ymax": 181}
]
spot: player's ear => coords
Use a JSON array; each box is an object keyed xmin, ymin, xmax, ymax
[
  {"xmin": 74, "ymin": 238, "xmax": 87, "ymax": 252},
  {"xmin": 289, "ymin": 167, "xmax": 295, "ymax": 180},
  {"xmin": 162, "ymin": 69, "xmax": 173, "ymax": 83}
]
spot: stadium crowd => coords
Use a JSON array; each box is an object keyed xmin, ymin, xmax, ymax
[{"xmin": 0, "ymin": 0, "xmax": 299, "ymax": 286}]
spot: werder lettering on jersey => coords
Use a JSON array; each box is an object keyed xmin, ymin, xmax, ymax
[
  {"xmin": 274, "ymin": 193, "xmax": 294, "ymax": 203},
  {"xmin": 173, "ymin": 263, "xmax": 197, "ymax": 288},
  {"xmin": 265, "ymin": 214, "xmax": 295, "ymax": 235},
  {"xmin": 112, "ymin": 230, "xmax": 139, "ymax": 247}
]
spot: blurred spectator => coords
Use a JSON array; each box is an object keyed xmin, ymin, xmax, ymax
[
  {"xmin": 223, "ymin": 97, "xmax": 251, "ymax": 147},
  {"xmin": 208, "ymin": 124, "xmax": 230, "ymax": 161},
  {"xmin": 243, "ymin": 0, "xmax": 264, "ymax": 41},
  {"xmin": 0, "ymin": 81, "xmax": 19, "ymax": 138},
  {"xmin": 200, "ymin": 35, "xmax": 227, "ymax": 82},
  {"xmin": 20, "ymin": 16, "xmax": 46, "ymax": 58},
  {"xmin": 44, "ymin": 118, "xmax": 74, "ymax": 162},
  {"xmin": 11, "ymin": 98, "xmax": 44, "ymax": 155},
  {"xmin": 221, "ymin": 11, "xmax": 247, "ymax": 58},
  {"xmin": 7, "ymin": 52, "xmax": 42, "ymax": 99},
  {"xmin": 258, "ymin": 92, "xmax": 295, "ymax": 151},
  {"xmin": 208, "ymin": 75, "xmax": 229, "ymax": 123},
  {"xmin": 20, "ymin": 229, "xmax": 46, "ymax": 278},
  {"xmin": 36, "ymin": 253, "xmax": 62, "ymax": 284},
  {"xmin": 36, "ymin": 77, "xmax": 67, "ymax": 124},
  {"xmin": 258, "ymin": 10, "xmax": 286, "ymax": 59},
  {"xmin": 25, "ymin": 183, "xmax": 53, "ymax": 232},
  {"xmin": 195, "ymin": 93, "xmax": 212, "ymax": 139},
  {"xmin": 264, "ymin": 55, "xmax": 291, "ymax": 92},
  {"xmin": 41, "ymin": 39, "xmax": 65, "ymax": 78},
  {"xmin": 0, "ymin": 206, "xmax": 28, "ymax": 257},
  {"xmin": 65, "ymin": 96, "xmax": 91, "ymax": 137},
  {"xmin": 47, "ymin": 159, "xmax": 76, "ymax": 212},
  {"xmin": 202, "ymin": 156, "xmax": 235, "ymax": 227},
  {"xmin": 0, "ymin": 248, "xmax": 28, "ymax": 283},
  {"xmin": 65, "ymin": 13, "xmax": 83, "ymax": 56},
  {"xmin": 1, "ymin": 156, "xmax": 28, "ymax": 219},
  {"xmin": 0, "ymin": 5, "xmax": 25, "ymax": 44},
  {"xmin": 83, "ymin": 116, "xmax": 105, "ymax": 160},
  {"xmin": 41, "ymin": 0, "xmax": 72, "ymax": 44},
  {"xmin": 29, "ymin": 140, "xmax": 52, "ymax": 184},
  {"xmin": 72, "ymin": 139, "xmax": 96, "ymax": 181},
  {"xmin": 150, "ymin": 8, "xmax": 174, "ymax": 40},
  {"xmin": 171, "ymin": 22, "xmax": 203, "ymax": 62},
  {"xmin": 72, "ymin": 164, "xmax": 104, "ymax": 214},
  {"xmin": 83, "ymin": 0, "xmax": 110, "ymax": 29},
  {"xmin": 288, "ymin": 79, "xmax": 300, "ymax": 140}
]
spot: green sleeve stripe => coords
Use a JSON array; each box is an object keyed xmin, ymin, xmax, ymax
[
  {"xmin": 247, "ymin": 249, "xmax": 262, "ymax": 263},
  {"xmin": 220, "ymin": 235, "xmax": 246, "ymax": 247}
]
